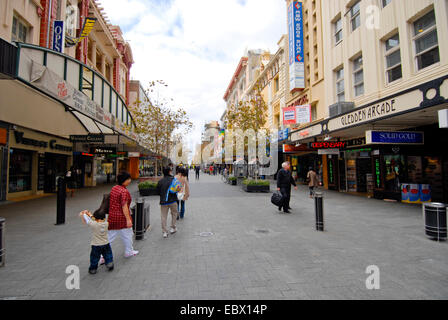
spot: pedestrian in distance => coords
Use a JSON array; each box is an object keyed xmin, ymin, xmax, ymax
[
  {"xmin": 107, "ymin": 171, "xmax": 139, "ymax": 258},
  {"xmin": 307, "ymin": 166, "xmax": 320, "ymax": 198},
  {"xmin": 156, "ymin": 166, "xmax": 182, "ymax": 238},
  {"xmin": 176, "ymin": 167, "xmax": 190, "ymax": 220},
  {"xmin": 66, "ymin": 166, "xmax": 76, "ymax": 197},
  {"xmin": 79, "ymin": 204, "xmax": 114, "ymax": 274},
  {"xmin": 195, "ymin": 165, "xmax": 200, "ymax": 180},
  {"xmin": 276, "ymin": 162, "xmax": 298, "ymax": 213}
]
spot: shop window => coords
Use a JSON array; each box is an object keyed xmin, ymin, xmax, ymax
[
  {"xmin": 12, "ymin": 15, "xmax": 29, "ymax": 43},
  {"xmin": 384, "ymin": 155, "xmax": 405, "ymax": 193},
  {"xmin": 413, "ymin": 10, "xmax": 440, "ymax": 71},
  {"xmin": 384, "ymin": 34, "xmax": 402, "ymax": 83},
  {"xmin": 9, "ymin": 149, "xmax": 32, "ymax": 193},
  {"xmin": 349, "ymin": 1, "xmax": 361, "ymax": 32}
]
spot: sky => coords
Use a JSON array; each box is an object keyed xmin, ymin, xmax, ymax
[{"xmin": 100, "ymin": 0, "xmax": 287, "ymax": 160}]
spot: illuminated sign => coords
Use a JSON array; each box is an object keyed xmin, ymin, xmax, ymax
[
  {"xmin": 310, "ymin": 142, "xmax": 346, "ymax": 149},
  {"xmin": 366, "ymin": 131, "xmax": 424, "ymax": 145},
  {"xmin": 288, "ymin": 1, "xmax": 305, "ymax": 91}
]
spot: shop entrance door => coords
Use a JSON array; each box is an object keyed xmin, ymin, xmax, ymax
[
  {"xmin": 44, "ymin": 153, "xmax": 68, "ymax": 193},
  {"xmin": 356, "ymin": 158, "xmax": 372, "ymax": 193}
]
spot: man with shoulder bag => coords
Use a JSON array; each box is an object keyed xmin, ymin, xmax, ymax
[{"xmin": 276, "ymin": 162, "xmax": 297, "ymax": 213}]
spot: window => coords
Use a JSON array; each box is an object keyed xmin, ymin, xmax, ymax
[
  {"xmin": 413, "ymin": 10, "xmax": 440, "ymax": 70},
  {"xmin": 334, "ymin": 17, "xmax": 342, "ymax": 45},
  {"xmin": 382, "ymin": 0, "xmax": 392, "ymax": 8},
  {"xmin": 335, "ymin": 68, "xmax": 345, "ymax": 102},
  {"xmin": 350, "ymin": 1, "xmax": 361, "ymax": 32},
  {"xmin": 352, "ymin": 55, "xmax": 364, "ymax": 96},
  {"xmin": 9, "ymin": 149, "xmax": 32, "ymax": 193},
  {"xmin": 274, "ymin": 76, "xmax": 279, "ymax": 93},
  {"xmin": 11, "ymin": 15, "xmax": 28, "ymax": 43},
  {"xmin": 384, "ymin": 34, "xmax": 402, "ymax": 83}
]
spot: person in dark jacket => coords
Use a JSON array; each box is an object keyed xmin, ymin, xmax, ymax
[
  {"xmin": 156, "ymin": 167, "xmax": 182, "ymax": 238},
  {"xmin": 276, "ymin": 161, "xmax": 297, "ymax": 213}
]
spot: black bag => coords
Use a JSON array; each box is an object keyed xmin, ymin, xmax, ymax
[{"xmin": 271, "ymin": 191, "xmax": 284, "ymax": 207}]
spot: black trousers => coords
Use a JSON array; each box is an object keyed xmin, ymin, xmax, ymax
[
  {"xmin": 279, "ymin": 187, "xmax": 291, "ymax": 211},
  {"xmin": 195, "ymin": 172, "xmax": 199, "ymax": 179}
]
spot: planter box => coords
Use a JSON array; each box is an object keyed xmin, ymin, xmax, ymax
[
  {"xmin": 229, "ymin": 179, "xmax": 237, "ymax": 185},
  {"xmin": 242, "ymin": 184, "xmax": 270, "ymax": 193},
  {"xmin": 139, "ymin": 188, "xmax": 159, "ymax": 196}
]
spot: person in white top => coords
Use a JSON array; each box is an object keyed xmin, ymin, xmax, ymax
[{"xmin": 80, "ymin": 208, "xmax": 114, "ymax": 274}]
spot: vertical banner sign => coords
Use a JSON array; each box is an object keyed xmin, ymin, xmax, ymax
[
  {"xmin": 53, "ymin": 20, "xmax": 65, "ymax": 53},
  {"xmin": 288, "ymin": 1, "xmax": 305, "ymax": 91}
]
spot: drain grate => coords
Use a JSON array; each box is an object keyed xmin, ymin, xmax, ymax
[{"xmin": 199, "ymin": 232, "xmax": 214, "ymax": 237}]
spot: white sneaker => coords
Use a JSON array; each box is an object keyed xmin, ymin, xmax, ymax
[
  {"xmin": 124, "ymin": 250, "xmax": 139, "ymax": 258},
  {"xmin": 170, "ymin": 227, "xmax": 177, "ymax": 234},
  {"xmin": 163, "ymin": 232, "xmax": 168, "ymax": 238}
]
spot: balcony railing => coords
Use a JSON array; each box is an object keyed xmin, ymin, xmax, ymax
[{"xmin": 14, "ymin": 42, "xmax": 137, "ymax": 141}]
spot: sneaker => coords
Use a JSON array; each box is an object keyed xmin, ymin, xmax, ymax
[
  {"xmin": 99, "ymin": 257, "xmax": 105, "ymax": 265},
  {"xmin": 106, "ymin": 263, "xmax": 114, "ymax": 271},
  {"xmin": 88, "ymin": 269, "xmax": 97, "ymax": 274},
  {"xmin": 163, "ymin": 232, "xmax": 168, "ymax": 238},
  {"xmin": 124, "ymin": 250, "xmax": 139, "ymax": 258},
  {"xmin": 170, "ymin": 227, "xmax": 177, "ymax": 234}
]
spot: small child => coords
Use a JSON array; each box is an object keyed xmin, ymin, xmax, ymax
[{"xmin": 79, "ymin": 208, "xmax": 114, "ymax": 274}]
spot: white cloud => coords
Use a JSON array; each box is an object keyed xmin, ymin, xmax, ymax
[{"xmin": 101, "ymin": 0, "xmax": 286, "ymax": 158}]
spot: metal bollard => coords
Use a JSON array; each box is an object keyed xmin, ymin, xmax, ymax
[
  {"xmin": 135, "ymin": 198, "xmax": 145, "ymax": 240},
  {"xmin": 314, "ymin": 192, "xmax": 324, "ymax": 231},
  {"xmin": 56, "ymin": 176, "xmax": 66, "ymax": 225},
  {"xmin": 0, "ymin": 217, "xmax": 5, "ymax": 267}
]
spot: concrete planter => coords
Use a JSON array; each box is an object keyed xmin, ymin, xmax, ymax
[
  {"xmin": 139, "ymin": 188, "xmax": 159, "ymax": 196},
  {"xmin": 242, "ymin": 184, "xmax": 270, "ymax": 193}
]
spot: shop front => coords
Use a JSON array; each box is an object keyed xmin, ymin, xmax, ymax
[
  {"xmin": 7, "ymin": 126, "xmax": 73, "ymax": 200},
  {"xmin": 282, "ymin": 144, "xmax": 323, "ymax": 184},
  {"xmin": 0, "ymin": 123, "xmax": 8, "ymax": 201}
]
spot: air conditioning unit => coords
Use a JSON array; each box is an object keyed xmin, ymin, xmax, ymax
[{"xmin": 329, "ymin": 102, "xmax": 355, "ymax": 118}]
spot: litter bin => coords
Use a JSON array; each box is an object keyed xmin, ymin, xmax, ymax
[
  {"xmin": 314, "ymin": 192, "xmax": 324, "ymax": 231},
  {"xmin": 131, "ymin": 198, "xmax": 150, "ymax": 240},
  {"xmin": 423, "ymin": 203, "xmax": 447, "ymax": 241},
  {"xmin": 0, "ymin": 217, "xmax": 5, "ymax": 267}
]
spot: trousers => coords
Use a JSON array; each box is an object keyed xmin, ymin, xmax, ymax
[
  {"xmin": 161, "ymin": 203, "xmax": 178, "ymax": 233},
  {"xmin": 279, "ymin": 187, "xmax": 291, "ymax": 211},
  {"xmin": 108, "ymin": 228, "xmax": 134, "ymax": 255}
]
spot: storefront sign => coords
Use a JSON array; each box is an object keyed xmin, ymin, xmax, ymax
[
  {"xmin": 278, "ymin": 128, "xmax": 289, "ymax": 141},
  {"xmin": 52, "ymin": 20, "xmax": 65, "ymax": 53},
  {"xmin": 283, "ymin": 106, "xmax": 296, "ymax": 125},
  {"xmin": 128, "ymin": 152, "xmax": 140, "ymax": 157},
  {"xmin": 345, "ymin": 137, "xmax": 366, "ymax": 148},
  {"xmin": 366, "ymin": 131, "xmax": 424, "ymax": 145},
  {"xmin": 288, "ymin": 1, "xmax": 305, "ymax": 91},
  {"xmin": 310, "ymin": 141, "xmax": 346, "ymax": 149},
  {"xmin": 318, "ymin": 149, "xmax": 340, "ymax": 155},
  {"xmin": 13, "ymin": 131, "xmax": 72, "ymax": 152},
  {"xmin": 282, "ymin": 144, "xmax": 308, "ymax": 153},
  {"xmin": 90, "ymin": 147, "xmax": 116, "ymax": 155},
  {"xmin": 69, "ymin": 134, "xmax": 105, "ymax": 143},
  {"xmin": 0, "ymin": 128, "xmax": 7, "ymax": 145},
  {"xmin": 290, "ymin": 123, "xmax": 322, "ymax": 142}
]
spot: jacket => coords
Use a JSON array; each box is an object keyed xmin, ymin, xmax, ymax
[
  {"xmin": 307, "ymin": 170, "xmax": 319, "ymax": 187},
  {"xmin": 277, "ymin": 168, "xmax": 296, "ymax": 189},
  {"xmin": 156, "ymin": 175, "xmax": 182, "ymax": 205}
]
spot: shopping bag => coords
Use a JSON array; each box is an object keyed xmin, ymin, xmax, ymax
[{"xmin": 271, "ymin": 191, "xmax": 284, "ymax": 207}]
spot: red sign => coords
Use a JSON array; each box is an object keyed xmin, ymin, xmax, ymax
[
  {"xmin": 311, "ymin": 142, "xmax": 346, "ymax": 149},
  {"xmin": 282, "ymin": 106, "xmax": 296, "ymax": 125},
  {"xmin": 283, "ymin": 144, "xmax": 309, "ymax": 153}
]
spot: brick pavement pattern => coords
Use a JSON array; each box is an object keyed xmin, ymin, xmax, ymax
[{"xmin": 0, "ymin": 173, "xmax": 447, "ymax": 300}]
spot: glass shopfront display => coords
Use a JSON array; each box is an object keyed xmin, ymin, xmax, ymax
[
  {"xmin": 384, "ymin": 154, "xmax": 405, "ymax": 193},
  {"xmin": 9, "ymin": 148, "xmax": 33, "ymax": 193}
]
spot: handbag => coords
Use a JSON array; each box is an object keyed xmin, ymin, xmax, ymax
[
  {"xmin": 271, "ymin": 191, "xmax": 284, "ymax": 207},
  {"xmin": 177, "ymin": 185, "xmax": 185, "ymax": 201}
]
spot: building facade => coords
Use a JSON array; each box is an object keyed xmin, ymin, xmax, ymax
[{"xmin": 290, "ymin": 0, "xmax": 448, "ymax": 203}]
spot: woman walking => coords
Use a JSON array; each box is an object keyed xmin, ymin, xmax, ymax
[
  {"xmin": 176, "ymin": 167, "xmax": 190, "ymax": 220},
  {"xmin": 307, "ymin": 167, "xmax": 319, "ymax": 198},
  {"xmin": 107, "ymin": 171, "xmax": 139, "ymax": 257}
]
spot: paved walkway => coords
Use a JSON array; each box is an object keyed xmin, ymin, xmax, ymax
[{"xmin": 0, "ymin": 173, "xmax": 447, "ymax": 300}]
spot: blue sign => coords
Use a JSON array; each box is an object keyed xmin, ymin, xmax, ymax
[
  {"xmin": 288, "ymin": 1, "xmax": 305, "ymax": 90},
  {"xmin": 367, "ymin": 131, "xmax": 424, "ymax": 144},
  {"xmin": 53, "ymin": 20, "xmax": 65, "ymax": 53},
  {"xmin": 278, "ymin": 128, "xmax": 289, "ymax": 141}
]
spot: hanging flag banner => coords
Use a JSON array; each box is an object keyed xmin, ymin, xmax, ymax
[
  {"xmin": 65, "ymin": 17, "xmax": 97, "ymax": 47},
  {"xmin": 288, "ymin": 1, "xmax": 305, "ymax": 91}
]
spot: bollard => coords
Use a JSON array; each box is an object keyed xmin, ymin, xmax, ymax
[
  {"xmin": 135, "ymin": 198, "xmax": 145, "ymax": 240},
  {"xmin": 423, "ymin": 202, "xmax": 447, "ymax": 241},
  {"xmin": 314, "ymin": 192, "xmax": 324, "ymax": 231},
  {"xmin": 56, "ymin": 176, "xmax": 66, "ymax": 225},
  {"xmin": 0, "ymin": 217, "xmax": 5, "ymax": 267}
]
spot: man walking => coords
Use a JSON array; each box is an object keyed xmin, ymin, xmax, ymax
[
  {"xmin": 195, "ymin": 165, "xmax": 200, "ymax": 180},
  {"xmin": 307, "ymin": 166, "xmax": 319, "ymax": 198},
  {"xmin": 156, "ymin": 167, "xmax": 182, "ymax": 238},
  {"xmin": 277, "ymin": 162, "xmax": 298, "ymax": 213}
]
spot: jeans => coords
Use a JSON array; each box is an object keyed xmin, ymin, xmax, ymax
[
  {"xmin": 90, "ymin": 243, "xmax": 113, "ymax": 271},
  {"xmin": 177, "ymin": 200, "xmax": 185, "ymax": 218}
]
